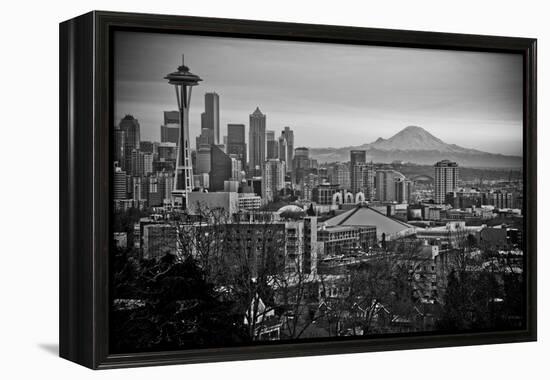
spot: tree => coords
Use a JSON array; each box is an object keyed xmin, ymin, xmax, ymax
[
  {"xmin": 111, "ymin": 253, "xmax": 246, "ymax": 353},
  {"xmin": 435, "ymin": 226, "xmax": 524, "ymax": 331}
]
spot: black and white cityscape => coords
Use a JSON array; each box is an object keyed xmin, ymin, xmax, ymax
[{"xmin": 110, "ymin": 32, "xmax": 525, "ymax": 353}]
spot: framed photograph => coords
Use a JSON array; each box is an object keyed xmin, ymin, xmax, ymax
[{"xmin": 59, "ymin": 11, "xmax": 537, "ymax": 369}]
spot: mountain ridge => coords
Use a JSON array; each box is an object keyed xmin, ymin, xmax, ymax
[{"xmin": 308, "ymin": 126, "xmax": 522, "ymax": 168}]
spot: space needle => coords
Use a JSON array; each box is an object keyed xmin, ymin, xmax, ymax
[{"xmin": 164, "ymin": 55, "xmax": 202, "ymax": 209}]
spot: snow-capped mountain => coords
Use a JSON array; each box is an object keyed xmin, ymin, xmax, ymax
[{"xmin": 309, "ymin": 126, "xmax": 522, "ymax": 167}]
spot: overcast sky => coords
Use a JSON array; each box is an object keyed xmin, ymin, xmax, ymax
[{"xmin": 114, "ymin": 31, "xmax": 523, "ymax": 156}]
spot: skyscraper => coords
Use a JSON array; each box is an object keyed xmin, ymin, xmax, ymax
[
  {"xmin": 262, "ymin": 159, "xmax": 285, "ymax": 202},
  {"xmin": 113, "ymin": 166, "xmax": 128, "ymax": 200},
  {"xmin": 130, "ymin": 149, "xmax": 145, "ymax": 177},
  {"xmin": 210, "ymin": 145, "xmax": 233, "ymax": 191},
  {"xmin": 119, "ymin": 115, "xmax": 140, "ymax": 173},
  {"xmin": 266, "ymin": 130, "xmax": 278, "ymax": 159},
  {"xmin": 350, "ymin": 150, "xmax": 366, "ymax": 166},
  {"xmin": 376, "ymin": 170, "xmax": 405, "ymax": 202},
  {"xmin": 113, "ymin": 128, "xmax": 126, "ymax": 170},
  {"xmin": 278, "ymin": 134, "xmax": 288, "ymax": 168},
  {"xmin": 292, "ymin": 147, "xmax": 312, "ymax": 185},
  {"xmin": 160, "ymin": 125, "xmax": 179, "ymax": 144},
  {"xmin": 119, "ymin": 115, "xmax": 140, "ymax": 151},
  {"xmin": 201, "ymin": 92, "xmax": 220, "ymax": 144},
  {"xmin": 227, "ymin": 123, "xmax": 247, "ymax": 168},
  {"xmin": 278, "ymin": 126, "xmax": 294, "ymax": 172},
  {"xmin": 249, "ymin": 107, "xmax": 266, "ymax": 176},
  {"xmin": 196, "ymin": 144, "xmax": 212, "ymax": 175},
  {"xmin": 196, "ymin": 127, "xmax": 215, "ymax": 147},
  {"xmin": 163, "ymin": 110, "xmax": 179, "ymax": 125},
  {"xmin": 161, "ymin": 111, "xmax": 180, "ymax": 144},
  {"xmin": 328, "ymin": 162, "xmax": 350, "ymax": 189},
  {"xmin": 143, "ymin": 153, "xmax": 154, "ymax": 175},
  {"xmin": 434, "ymin": 160, "xmax": 459, "ymax": 204},
  {"xmin": 395, "ymin": 177, "xmax": 413, "ymax": 203},
  {"xmin": 361, "ymin": 164, "xmax": 375, "ymax": 200},
  {"xmin": 147, "ymin": 175, "xmax": 162, "ymax": 207},
  {"xmin": 350, "ymin": 150, "xmax": 366, "ymax": 194},
  {"xmin": 139, "ymin": 141, "xmax": 155, "ymax": 154},
  {"xmin": 157, "ymin": 142, "xmax": 177, "ymax": 161},
  {"xmin": 281, "ymin": 126, "xmax": 294, "ymax": 169}
]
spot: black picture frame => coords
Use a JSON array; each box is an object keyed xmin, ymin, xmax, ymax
[{"xmin": 59, "ymin": 10, "xmax": 537, "ymax": 369}]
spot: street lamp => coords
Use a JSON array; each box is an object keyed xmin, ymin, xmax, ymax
[{"xmin": 164, "ymin": 55, "xmax": 202, "ymax": 209}]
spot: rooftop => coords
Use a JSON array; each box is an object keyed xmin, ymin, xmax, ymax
[{"xmin": 323, "ymin": 205, "xmax": 415, "ymax": 238}]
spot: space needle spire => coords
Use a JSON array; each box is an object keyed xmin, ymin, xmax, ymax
[{"xmin": 164, "ymin": 55, "xmax": 202, "ymax": 209}]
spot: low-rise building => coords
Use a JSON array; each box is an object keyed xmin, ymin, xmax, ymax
[
  {"xmin": 187, "ymin": 191, "xmax": 239, "ymax": 216},
  {"xmin": 416, "ymin": 221, "xmax": 485, "ymax": 248},
  {"xmin": 238, "ymin": 193, "xmax": 262, "ymax": 211},
  {"xmin": 312, "ymin": 184, "xmax": 340, "ymax": 205},
  {"xmin": 322, "ymin": 204, "xmax": 413, "ymax": 241},
  {"xmin": 318, "ymin": 226, "xmax": 361, "ymax": 256}
]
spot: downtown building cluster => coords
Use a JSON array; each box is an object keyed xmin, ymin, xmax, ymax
[{"xmin": 112, "ymin": 89, "xmax": 524, "ymax": 274}]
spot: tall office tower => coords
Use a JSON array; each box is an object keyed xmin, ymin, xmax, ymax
[
  {"xmin": 267, "ymin": 140, "xmax": 279, "ymax": 160},
  {"xmin": 158, "ymin": 171, "xmax": 174, "ymax": 204},
  {"xmin": 249, "ymin": 107, "xmax": 266, "ymax": 176},
  {"xmin": 292, "ymin": 147, "xmax": 311, "ymax": 185},
  {"xmin": 227, "ymin": 123, "xmax": 247, "ymax": 168},
  {"xmin": 164, "ymin": 56, "xmax": 202, "ymax": 208},
  {"xmin": 160, "ymin": 125, "xmax": 179, "ymax": 144},
  {"xmin": 350, "ymin": 150, "xmax": 366, "ymax": 193},
  {"xmin": 301, "ymin": 173, "xmax": 320, "ymax": 201},
  {"xmin": 130, "ymin": 149, "xmax": 145, "ymax": 177},
  {"xmin": 139, "ymin": 141, "xmax": 155, "ymax": 154},
  {"xmin": 113, "ymin": 128, "xmax": 126, "ymax": 170},
  {"xmin": 195, "ymin": 127, "xmax": 215, "ymax": 152},
  {"xmin": 280, "ymin": 126, "xmax": 294, "ymax": 170},
  {"xmin": 196, "ymin": 144, "xmax": 212, "ymax": 175},
  {"xmin": 350, "ymin": 150, "xmax": 366, "ymax": 166},
  {"xmin": 143, "ymin": 153, "xmax": 154, "ymax": 175},
  {"xmin": 119, "ymin": 115, "xmax": 141, "ymax": 171},
  {"xmin": 119, "ymin": 115, "xmax": 141, "ymax": 150},
  {"xmin": 201, "ymin": 92, "xmax": 220, "ymax": 144},
  {"xmin": 164, "ymin": 110, "xmax": 179, "ymax": 125},
  {"xmin": 131, "ymin": 176, "xmax": 145, "ymax": 202},
  {"xmin": 293, "ymin": 147, "xmax": 309, "ymax": 163},
  {"xmin": 266, "ymin": 130, "xmax": 278, "ymax": 159},
  {"xmin": 157, "ymin": 142, "xmax": 177, "ymax": 161},
  {"xmin": 376, "ymin": 170, "xmax": 404, "ymax": 202},
  {"xmin": 333, "ymin": 162, "xmax": 351, "ymax": 189},
  {"xmin": 210, "ymin": 145, "xmax": 233, "ymax": 191},
  {"xmin": 395, "ymin": 177, "xmax": 413, "ymax": 204},
  {"xmin": 161, "ymin": 111, "xmax": 179, "ymax": 144},
  {"xmin": 229, "ymin": 154, "xmax": 243, "ymax": 182},
  {"xmin": 434, "ymin": 160, "xmax": 459, "ymax": 204},
  {"xmin": 113, "ymin": 166, "xmax": 128, "ymax": 200},
  {"xmin": 147, "ymin": 175, "xmax": 162, "ymax": 207},
  {"xmin": 360, "ymin": 164, "xmax": 376, "ymax": 200},
  {"xmin": 161, "ymin": 111, "xmax": 180, "ymax": 144},
  {"xmin": 262, "ymin": 158, "xmax": 285, "ymax": 202},
  {"xmin": 278, "ymin": 134, "xmax": 288, "ymax": 168}
]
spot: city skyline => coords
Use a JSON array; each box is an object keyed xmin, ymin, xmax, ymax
[
  {"xmin": 114, "ymin": 31, "xmax": 523, "ymax": 156},
  {"xmin": 110, "ymin": 31, "xmax": 526, "ymax": 354}
]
